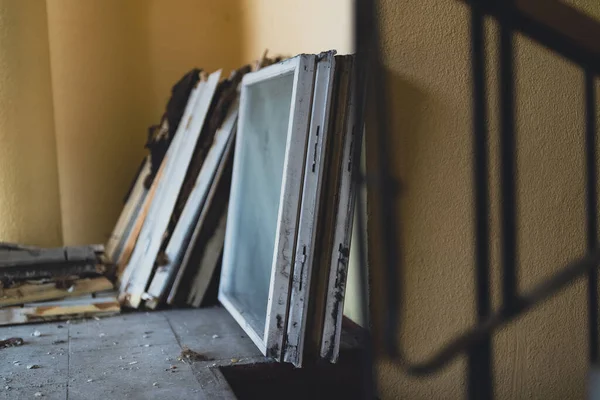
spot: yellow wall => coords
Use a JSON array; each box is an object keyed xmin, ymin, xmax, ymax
[
  {"xmin": 144, "ymin": 0, "xmax": 244, "ymax": 118},
  {"xmin": 0, "ymin": 0, "xmax": 348, "ymax": 246},
  {"xmin": 46, "ymin": 0, "xmax": 243, "ymax": 245},
  {"xmin": 239, "ymin": 0, "xmax": 353, "ymax": 63},
  {"xmin": 46, "ymin": 0, "xmax": 152, "ymax": 245},
  {"xmin": 0, "ymin": 0, "xmax": 62, "ymax": 246}
]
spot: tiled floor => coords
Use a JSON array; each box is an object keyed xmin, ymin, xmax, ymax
[{"xmin": 0, "ymin": 307, "xmax": 267, "ymax": 399}]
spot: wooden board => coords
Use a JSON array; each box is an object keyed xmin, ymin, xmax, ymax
[
  {"xmin": 106, "ymin": 157, "xmax": 150, "ymax": 263},
  {"xmin": 117, "ymin": 84, "xmax": 202, "ymax": 292},
  {"xmin": 145, "ymin": 101, "xmax": 238, "ymax": 308},
  {"xmin": 164, "ymin": 66, "xmax": 247, "ymax": 253},
  {"xmin": 0, "ymin": 245, "xmax": 100, "ymax": 268},
  {"xmin": 120, "ymin": 70, "xmax": 221, "ymax": 309},
  {"xmin": 116, "ymin": 161, "xmax": 165, "ymax": 277},
  {"xmin": 0, "ymin": 245, "xmax": 105, "ymax": 281},
  {"xmin": 144, "ymin": 68, "xmax": 248, "ymax": 309},
  {"xmin": 179, "ymin": 148, "xmax": 235, "ymax": 307},
  {"xmin": 0, "ymin": 277, "xmax": 113, "ymax": 308},
  {"xmin": 306, "ymin": 56, "xmax": 352, "ymax": 362},
  {"xmin": 117, "ymin": 84, "xmax": 202, "ymax": 286},
  {"xmin": 0, "ymin": 243, "xmax": 42, "ymax": 251},
  {"xmin": 0, "ymin": 296, "xmax": 120, "ymax": 326},
  {"xmin": 186, "ymin": 207, "xmax": 228, "ymax": 307},
  {"xmin": 166, "ymin": 134, "xmax": 235, "ymax": 306},
  {"xmin": 320, "ymin": 57, "xmax": 359, "ymax": 362},
  {"xmin": 0, "ymin": 264, "xmax": 104, "ymax": 282}
]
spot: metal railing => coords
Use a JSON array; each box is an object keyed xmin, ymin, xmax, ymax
[{"xmin": 353, "ymin": 0, "xmax": 600, "ymax": 398}]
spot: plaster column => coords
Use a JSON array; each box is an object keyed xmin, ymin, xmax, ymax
[
  {"xmin": 46, "ymin": 0, "xmax": 154, "ymax": 245},
  {"xmin": 0, "ymin": 0, "xmax": 62, "ymax": 246}
]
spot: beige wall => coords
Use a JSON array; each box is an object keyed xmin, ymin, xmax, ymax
[{"xmin": 0, "ymin": 0, "xmax": 62, "ymax": 246}]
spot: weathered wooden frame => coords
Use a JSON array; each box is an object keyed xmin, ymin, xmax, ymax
[
  {"xmin": 174, "ymin": 134, "xmax": 235, "ymax": 307},
  {"xmin": 144, "ymin": 100, "xmax": 238, "ymax": 308},
  {"xmin": 185, "ymin": 206, "xmax": 228, "ymax": 307},
  {"xmin": 219, "ymin": 55, "xmax": 316, "ymax": 359},
  {"xmin": 320, "ymin": 59, "xmax": 359, "ymax": 362},
  {"xmin": 283, "ymin": 52, "xmax": 337, "ymax": 366},
  {"xmin": 106, "ymin": 157, "xmax": 150, "ymax": 265},
  {"xmin": 118, "ymin": 84, "xmax": 202, "ymax": 293},
  {"xmin": 119, "ymin": 70, "xmax": 221, "ymax": 308}
]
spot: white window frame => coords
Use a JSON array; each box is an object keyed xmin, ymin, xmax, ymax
[
  {"xmin": 219, "ymin": 55, "xmax": 316, "ymax": 359},
  {"xmin": 320, "ymin": 59, "xmax": 360, "ymax": 362},
  {"xmin": 283, "ymin": 52, "xmax": 337, "ymax": 366}
]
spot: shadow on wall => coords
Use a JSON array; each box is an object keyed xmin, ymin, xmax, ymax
[
  {"xmin": 365, "ymin": 28, "xmax": 595, "ymax": 397},
  {"xmin": 365, "ymin": 68, "xmax": 472, "ymax": 399}
]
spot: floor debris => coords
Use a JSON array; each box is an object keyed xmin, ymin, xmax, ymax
[
  {"xmin": 179, "ymin": 346, "xmax": 213, "ymax": 363},
  {"xmin": 52, "ymin": 340, "xmax": 66, "ymax": 345},
  {"xmin": 0, "ymin": 337, "xmax": 24, "ymax": 349},
  {"xmin": 27, "ymin": 364, "xmax": 40, "ymax": 369},
  {"xmin": 0, "ymin": 308, "xmax": 265, "ymax": 398},
  {"xmin": 32, "ymin": 331, "xmax": 41, "ymax": 337},
  {"xmin": 34, "ymin": 392, "xmax": 43, "ymax": 397}
]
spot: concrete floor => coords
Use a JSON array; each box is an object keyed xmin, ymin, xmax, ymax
[{"xmin": 0, "ymin": 307, "xmax": 269, "ymax": 399}]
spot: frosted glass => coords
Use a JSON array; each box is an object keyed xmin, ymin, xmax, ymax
[{"xmin": 221, "ymin": 71, "xmax": 295, "ymax": 339}]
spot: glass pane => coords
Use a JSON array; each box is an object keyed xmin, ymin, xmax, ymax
[{"xmin": 222, "ymin": 71, "xmax": 295, "ymax": 339}]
